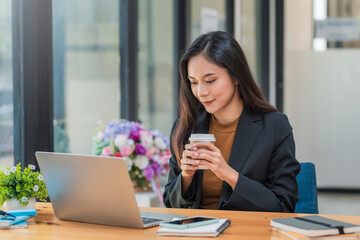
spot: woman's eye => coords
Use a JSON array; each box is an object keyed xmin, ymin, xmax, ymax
[
  {"xmin": 206, "ymin": 79, "xmax": 216, "ymax": 83},
  {"xmin": 189, "ymin": 81, "xmax": 197, "ymax": 85}
]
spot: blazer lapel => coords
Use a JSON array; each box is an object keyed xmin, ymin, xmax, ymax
[
  {"xmin": 228, "ymin": 107, "xmax": 262, "ymax": 170},
  {"xmin": 218, "ymin": 107, "xmax": 263, "ymax": 208}
]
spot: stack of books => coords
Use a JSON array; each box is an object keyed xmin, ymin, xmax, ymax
[{"xmin": 0, "ymin": 209, "xmax": 37, "ymax": 229}]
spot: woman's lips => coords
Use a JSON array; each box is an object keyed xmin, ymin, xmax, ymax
[{"xmin": 202, "ymin": 100, "xmax": 215, "ymax": 106}]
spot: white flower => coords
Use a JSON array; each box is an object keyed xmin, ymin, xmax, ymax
[
  {"xmin": 97, "ymin": 132, "xmax": 104, "ymax": 141},
  {"xmin": 134, "ymin": 155, "xmax": 149, "ymax": 170},
  {"xmin": 154, "ymin": 137, "xmax": 167, "ymax": 150},
  {"xmin": 122, "ymin": 157, "xmax": 133, "ymax": 171},
  {"xmin": 127, "ymin": 139, "xmax": 135, "ymax": 147},
  {"xmin": 37, "ymin": 174, "xmax": 44, "ymax": 181},
  {"xmin": 21, "ymin": 197, "xmax": 28, "ymax": 203},
  {"xmin": 140, "ymin": 136, "xmax": 153, "ymax": 148},
  {"xmin": 29, "ymin": 164, "xmax": 36, "ymax": 170},
  {"xmin": 33, "ymin": 185, "xmax": 39, "ymax": 192},
  {"xmin": 152, "ymin": 154, "xmax": 160, "ymax": 161},
  {"xmin": 140, "ymin": 130, "xmax": 151, "ymax": 138},
  {"xmin": 114, "ymin": 134, "xmax": 128, "ymax": 149},
  {"xmin": 4, "ymin": 170, "xmax": 10, "ymax": 176},
  {"xmin": 10, "ymin": 167, "xmax": 17, "ymax": 173}
]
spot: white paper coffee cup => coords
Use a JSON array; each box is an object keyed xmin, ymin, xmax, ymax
[
  {"xmin": 189, "ymin": 134, "xmax": 216, "ymax": 143},
  {"xmin": 189, "ymin": 134, "xmax": 216, "ymax": 169}
]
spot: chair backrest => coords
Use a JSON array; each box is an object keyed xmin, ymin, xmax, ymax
[{"xmin": 294, "ymin": 162, "xmax": 319, "ymax": 214}]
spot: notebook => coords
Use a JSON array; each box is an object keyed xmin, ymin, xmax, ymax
[
  {"xmin": 157, "ymin": 218, "xmax": 230, "ymax": 237},
  {"xmin": 0, "ymin": 215, "xmax": 31, "ymax": 228},
  {"xmin": 271, "ymin": 215, "xmax": 360, "ymax": 237},
  {"xmin": 35, "ymin": 152, "xmax": 187, "ymax": 228},
  {"xmin": 0, "ymin": 209, "xmax": 37, "ymax": 229},
  {"xmin": 7, "ymin": 209, "xmax": 37, "ymax": 217},
  {"xmin": 273, "ymin": 228, "xmax": 359, "ymax": 240}
]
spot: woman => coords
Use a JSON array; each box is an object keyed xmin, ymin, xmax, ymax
[{"xmin": 163, "ymin": 31, "xmax": 300, "ymax": 212}]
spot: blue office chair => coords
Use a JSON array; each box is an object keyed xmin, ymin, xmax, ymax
[{"xmin": 294, "ymin": 162, "xmax": 319, "ymax": 214}]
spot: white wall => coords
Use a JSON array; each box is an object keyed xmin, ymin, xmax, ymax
[{"xmin": 285, "ymin": 50, "xmax": 360, "ymax": 188}]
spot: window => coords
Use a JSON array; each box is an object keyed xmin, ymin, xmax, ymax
[
  {"xmin": 137, "ymin": 0, "xmax": 175, "ymax": 137},
  {"xmin": 190, "ymin": 0, "xmax": 227, "ymax": 42},
  {"xmin": 313, "ymin": 0, "xmax": 360, "ymax": 51},
  {"xmin": 235, "ymin": 1, "xmax": 258, "ymax": 83},
  {"xmin": 53, "ymin": 0, "xmax": 120, "ymax": 154},
  {"xmin": 0, "ymin": 0, "xmax": 14, "ymax": 168}
]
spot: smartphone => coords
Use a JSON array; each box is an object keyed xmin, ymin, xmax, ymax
[{"xmin": 159, "ymin": 216, "xmax": 219, "ymax": 229}]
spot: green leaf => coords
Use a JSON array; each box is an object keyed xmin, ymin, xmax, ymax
[{"xmin": 0, "ymin": 162, "xmax": 49, "ymax": 203}]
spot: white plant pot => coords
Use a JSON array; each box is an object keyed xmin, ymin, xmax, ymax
[{"xmin": 3, "ymin": 197, "xmax": 36, "ymax": 211}]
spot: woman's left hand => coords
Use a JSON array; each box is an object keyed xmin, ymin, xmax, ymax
[{"xmin": 192, "ymin": 142, "xmax": 239, "ymax": 189}]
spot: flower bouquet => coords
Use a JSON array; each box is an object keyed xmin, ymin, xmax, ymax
[
  {"xmin": 0, "ymin": 163, "xmax": 48, "ymax": 209},
  {"xmin": 93, "ymin": 119, "xmax": 171, "ymax": 192}
]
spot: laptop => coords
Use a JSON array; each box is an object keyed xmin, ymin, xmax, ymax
[{"xmin": 35, "ymin": 151, "xmax": 186, "ymax": 228}]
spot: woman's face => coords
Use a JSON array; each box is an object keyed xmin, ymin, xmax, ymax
[{"xmin": 187, "ymin": 54, "xmax": 240, "ymax": 117}]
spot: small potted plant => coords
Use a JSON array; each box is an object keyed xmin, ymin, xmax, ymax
[{"xmin": 0, "ymin": 163, "xmax": 48, "ymax": 210}]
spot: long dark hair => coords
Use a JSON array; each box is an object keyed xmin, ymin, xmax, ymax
[{"xmin": 172, "ymin": 31, "xmax": 276, "ymax": 162}]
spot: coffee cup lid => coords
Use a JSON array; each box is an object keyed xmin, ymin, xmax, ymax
[{"xmin": 189, "ymin": 134, "xmax": 216, "ymax": 142}]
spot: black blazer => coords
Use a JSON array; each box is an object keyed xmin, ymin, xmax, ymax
[{"xmin": 163, "ymin": 107, "xmax": 301, "ymax": 212}]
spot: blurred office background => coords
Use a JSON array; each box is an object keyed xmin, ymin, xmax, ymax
[{"xmin": 1, "ymin": 0, "xmax": 359, "ymax": 214}]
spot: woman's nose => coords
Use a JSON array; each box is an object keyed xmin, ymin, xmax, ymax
[{"xmin": 197, "ymin": 83, "xmax": 209, "ymax": 97}]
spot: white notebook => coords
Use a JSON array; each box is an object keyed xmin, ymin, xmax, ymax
[{"xmin": 157, "ymin": 218, "xmax": 230, "ymax": 237}]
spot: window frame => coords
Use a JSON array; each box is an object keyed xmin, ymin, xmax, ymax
[{"xmin": 12, "ymin": 0, "xmax": 54, "ymax": 169}]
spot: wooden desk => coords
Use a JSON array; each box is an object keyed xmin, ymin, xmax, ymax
[{"xmin": 1, "ymin": 203, "xmax": 360, "ymax": 240}]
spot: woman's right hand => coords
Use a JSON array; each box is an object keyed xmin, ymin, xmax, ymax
[
  {"xmin": 181, "ymin": 144, "xmax": 200, "ymax": 178},
  {"xmin": 180, "ymin": 144, "xmax": 200, "ymax": 196}
]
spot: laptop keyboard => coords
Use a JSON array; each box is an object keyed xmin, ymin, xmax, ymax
[{"xmin": 142, "ymin": 217, "xmax": 164, "ymax": 225}]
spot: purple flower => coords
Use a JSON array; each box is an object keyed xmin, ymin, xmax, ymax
[
  {"xmin": 102, "ymin": 120, "xmax": 141, "ymax": 140},
  {"xmin": 133, "ymin": 122, "xmax": 144, "ymax": 131},
  {"xmin": 151, "ymin": 162, "xmax": 162, "ymax": 177},
  {"xmin": 142, "ymin": 166, "xmax": 154, "ymax": 181},
  {"xmin": 134, "ymin": 143, "xmax": 147, "ymax": 155},
  {"xmin": 129, "ymin": 130, "xmax": 140, "ymax": 141}
]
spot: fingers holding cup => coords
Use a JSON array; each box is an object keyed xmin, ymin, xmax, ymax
[
  {"xmin": 180, "ymin": 157, "xmax": 199, "ymax": 172},
  {"xmin": 188, "ymin": 134, "xmax": 216, "ymax": 169}
]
